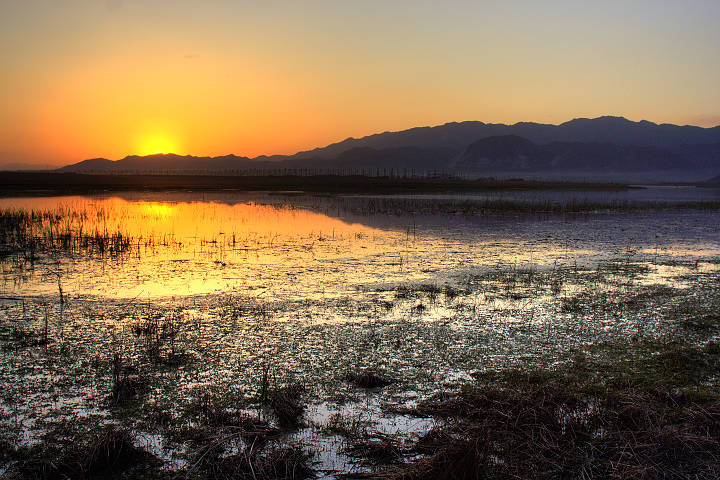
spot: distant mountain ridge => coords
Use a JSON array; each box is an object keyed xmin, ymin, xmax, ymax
[
  {"xmin": 57, "ymin": 116, "xmax": 720, "ymax": 181},
  {"xmin": 452, "ymin": 136, "xmax": 717, "ymax": 172},
  {"xmin": 64, "ymin": 154, "xmax": 254, "ymax": 173},
  {"xmin": 707, "ymin": 174, "xmax": 720, "ymax": 185},
  {"xmin": 291, "ymin": 116, "xmax": 720, "ymax": 159}
]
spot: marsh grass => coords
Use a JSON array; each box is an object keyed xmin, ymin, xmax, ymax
[
  {"xmin": 5, "ymin": 424, "xmax": 159, "ymax": 480},
  {"xmin": 172, "ymin": 402, "xmax": 278, "ymax": 452},
  {"xmin": 559, "ymin": 283, "xmax": 681, "ymax": 315},
  {"xmin": 170, "ymin": 394, "xmax": 311, "ymax": 479},
  {"xmin": 2, "ymin": 197, "xmax": 720, "ymax": 477},
  {"xmin": 0, "ymin": 323, "xmax": 48, "ymax": 349},
  {"xmin": 0, "ymin": 208, "xmax": 133, "ymax": 261},
  {"xmin": 109, "ymin": 353, "xmax": 149, "ymax": 406},
  {"xmin": 347, "ymin": 262, "xmax": 720, "ymax": 479},
  {"xmin": 319, "ymin": 413, "xmax": 374, "ymax": 438},
  {"xmin": 343, "ymin": 432, "xmax": 407, "ymax": 466},
  {"xmin": 671, "ymin": 289, "xmax": 720, "ymax": 332},
  {"xmin": 187, "ymin": 443, "xmax": 313, "ymax": 480},
  {"xmin": 266, "ymin": 384, "xmax": 307, "ymax": 430},
  {"xmin": 131, "ymin": 311, "xmax": 192, "ymax": 368},
  {"xmin": 344, "ymin": 371, "xmax": 394, "ymax": 389},
  {"xmin": 333, "ymin": 197, "xmax": 720, "ymax": 218},
  {"xmin": 376, "ymin": 340, "xmax": 720, "ymax": 479},
  {"xmin": 3, "ymin": 261, "xmax": 720, "ymax": 478}
]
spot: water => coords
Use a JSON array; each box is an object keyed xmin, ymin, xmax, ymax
[
  {"xmin": 1, "ymin": 189, "xmax": 719, "ymax": 476},
  {"xmin": 2, "ymin": 188, "xmax": 718, "ymax": 300},
  {"xmin": 349, "ymin": 184, "xmax": 720, "ymax": 204}
]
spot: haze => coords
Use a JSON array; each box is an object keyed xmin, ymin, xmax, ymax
[{"xmin": 1, "ymin": 0, "xmax": 719, "ymax": 167}]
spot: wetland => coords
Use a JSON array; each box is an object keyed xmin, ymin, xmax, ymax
[{"xmin": 1, "ymin": 186, "xmax": 720, "ymax": 479}]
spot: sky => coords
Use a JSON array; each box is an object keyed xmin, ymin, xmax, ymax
[{"xmin": 1, "ymin": 0, "xmax": 719, "ymax": 167}]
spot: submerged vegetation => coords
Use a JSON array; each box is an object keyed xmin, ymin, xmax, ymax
[{"xmin": 1, "ymin": 192, "xmax": 719, "ymax": 478}]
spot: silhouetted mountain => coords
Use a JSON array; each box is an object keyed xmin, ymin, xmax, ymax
[
  {"xmin": 543, "ymin": 142, "xmax": 684, "ymax": 170},
  {"xmin": 454, "ymin": 136, "xmax": 545, "ymax": 170},
  {"xmin": 60, "ymin": 157, "xmax": 116, "ymax": 172},
  {"xmin": 299, "ymin": 146, "xmax": 457, "ymax": 170},
  {"xmin": 670, "ymin": 143, "xmax": 720, "ymax": 169},
  {"xmin": 291, "ymin": 116, "xmax": 720, "ymax": 159},
  {"xmin": 453, "ymin": 135, "xmax": 706, "ymax": 172},
  {"xmin": 57, "ymin": 154, "xmax": 258, "ymax": 173},
  {"xmin": 58, "ymin": 148, "xmax": 459, "ymax": 174},
  {"xmin": 706, "ymin": 174, "xmax": 720, "ymax": 185},
  {"xmin": 293, "ymin": 122, "xmax": 494, "ymax": 159},
  {"xmin": 57, "ymin": 117, "xmax": 720, "ymax": 181}
]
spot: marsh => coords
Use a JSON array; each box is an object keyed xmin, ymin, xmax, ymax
[{"xmin": 1, "ymin": 188, "xmax": 719, "ymax": 478}]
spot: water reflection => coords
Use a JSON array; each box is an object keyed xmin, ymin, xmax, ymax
[
  {"xmin": 1, "ymin": 193, "xmax": 719, "ymax": 301},
  {"xmin": 2, "ymin": 191, "xmax": 720, "ymax": 474},
  {"xmin": 0, "ymin": 196, "xmax": 400, "ymax": 299},
  {"xmin": 0, "ymin": 195, "xmax": 383, "ymax": 240}
]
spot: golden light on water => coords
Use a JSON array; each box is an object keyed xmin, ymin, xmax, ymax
[
  {"xmin": 0, "ymin": 195, "xmax": 397, "ymax": 298},
  {"xmin": 0, "ymin": 194, "xmax": 621, "ymax": 300},
  {"xmin": 140, "ymin": 202, "xmax": 176, "ymax": 220}
]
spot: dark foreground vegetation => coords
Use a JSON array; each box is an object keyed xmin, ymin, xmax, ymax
[
  {"xmin": 364, "ymin": 341, "xmax": 720, "ymax": 479},
  {"xmin": 2, "ymin": 195, "xmax": 720, "ymax": 479},
  {"xmin": 4, "ymin": 340, "xmax": 720, "ymax": 479},
  {"xmin": 348, "ymin": 272, "xmax": 720, "ymax": 479},
  {"xmin": 3, "ymin": 274, "xmax": 720, "ymax": 480},
  {"xmin": 0, "ymin": 172, "xmax": 629, "ymax": 195}
]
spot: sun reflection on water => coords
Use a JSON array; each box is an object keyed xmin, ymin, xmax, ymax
[
  {"xmin": 4, "ymin": 194, "xmax": 715, "ymax": 303},
  {"xmin": 0, "ymin": 196, "xmax": 403, "ymax": 299}
]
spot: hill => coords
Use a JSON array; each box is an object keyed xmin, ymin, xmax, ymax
[
  {"xmin": 452, "ymin": 136, "xmax": 700, "ymax": 172},
  {"xmin": 706, "ymin": 174, "xmax": 720, "ymax": 185},
  {"xmin": 57, "ymin": 154, "xmax": 257, "ymax": 174},
  {"xmin": 57, "ymin": 117, "xmax": 720, "ymax": 181},
  {"xmin": 291, "ymin": 116, "xmax": 720, "ymax": 160}
]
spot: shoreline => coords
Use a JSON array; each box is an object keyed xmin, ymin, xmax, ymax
[{"xmin": 0, "ymin": 172, "xmax": 633, "ymax": 195}]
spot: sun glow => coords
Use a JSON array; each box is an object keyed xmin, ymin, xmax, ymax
[{"xmin": 137, "ymin": 135, "xmax": 180, "ymax": 156}]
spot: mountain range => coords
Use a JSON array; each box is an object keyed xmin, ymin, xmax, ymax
[{"xmin": 58, "ymin": 116, "xmax": 720, "ymax": 182}]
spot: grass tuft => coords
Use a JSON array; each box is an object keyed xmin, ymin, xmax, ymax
[{"xmin": 344, "ymin": 371, "xmax": 394, "ymax": 389}]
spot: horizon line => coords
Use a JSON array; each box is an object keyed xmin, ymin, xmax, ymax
[{"xmin": 4, "ymin": 114, "xmax": 720, "ymax": 168}]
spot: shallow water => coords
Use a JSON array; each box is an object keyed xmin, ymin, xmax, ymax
[
  {"xmin": 1, "ymin": 190, "xmax": 719, "ymax": 476},
  {"xmin": 2, "ymin": 189, "xmax": 719, "ymax": 300},
  {"xmin": 350, "ymin": 184, "xmax": 720, "ymax": 204}
]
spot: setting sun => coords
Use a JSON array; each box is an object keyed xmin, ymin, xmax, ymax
[
  {"xmin": 137, "ymin": 135, "xmax": 180, "ymax": 156},
  {"xmin": 2, "ymin": 2, "xmax": 720, "ymax": 476}
]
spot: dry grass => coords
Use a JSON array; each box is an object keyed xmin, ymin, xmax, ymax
[
  {"xmin": 371, "ymin": 341, "xmax": 720, "ymax": 480},
  {"xmin": 267, "ymin": 384, "xmax": 306, "ymax": 429},
  {"xmin": 5, "ymin": 425, "xmax": 156, "ymax": 479},
  {"xmin": 344, "ymin": 371, "xmax": 394, "ymax": 389}
]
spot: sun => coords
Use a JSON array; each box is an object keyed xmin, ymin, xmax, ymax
[{"xmin": 137, "ymin": 135, "xmax": 179, "ymax": 156}]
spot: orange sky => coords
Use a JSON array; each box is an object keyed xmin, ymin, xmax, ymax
[{"xmin": 1, "ymin": 1, "xmax": 719, "ymax": 167}]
